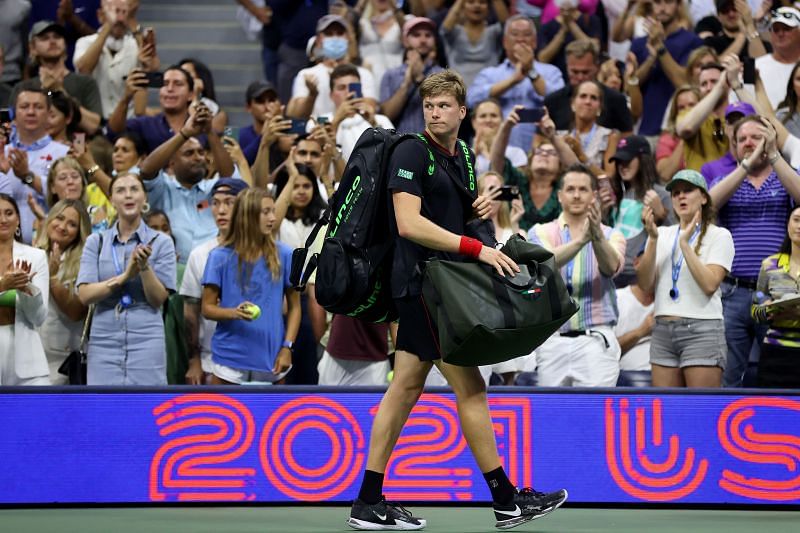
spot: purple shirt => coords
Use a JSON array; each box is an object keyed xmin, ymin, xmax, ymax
[
  {"xmin": 710, "ymin": 171, "xmax": 793, "ymax": 279},
  {"xmin": 700, "ymin": 152, "xmax": 736, "ymax": 188},
  {"xmin": 632, "ymin": 29, "xmax": 703, "ymax": 136}
]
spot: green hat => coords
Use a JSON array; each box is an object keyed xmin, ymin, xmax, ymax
[{"xmin": 666, "ymin": 169, "xmax": 708, "ymax": 193}]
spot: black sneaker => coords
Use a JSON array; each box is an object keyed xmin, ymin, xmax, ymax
[
  {"xmin": 493, "ymin": 487, "xmax": 568, "ymax": 530},
  {"xmin": 347, "ymin": 497, "xmax": 427, "ymax": 531}
]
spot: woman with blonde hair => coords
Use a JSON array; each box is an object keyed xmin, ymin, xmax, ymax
[
  {"xmin": 35, "ymin": 199, "xmax": 91, "ymax": 384},
  {"xmin": 201, "ymin": 187, "xmax": 300, "ymax": 385},
  {"xmin": 656, "ymin": 85, "xmax": 700, "ymax": 183},
  {"xmin": 32, "ymin": 157, "xmax": 111, "ymax": 235}
]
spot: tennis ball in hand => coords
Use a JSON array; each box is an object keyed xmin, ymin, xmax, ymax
[
  {"xmin": 244, "ymin": 304, "xmax": 261, "ymax": 320},
  {"xmin": 387, "ymin": 370, "xmax": 394, "ymax": 383}
]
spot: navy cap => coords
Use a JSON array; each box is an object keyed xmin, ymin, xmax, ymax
[{"xmin": 210, "ymin": 178, "xmax": 248, "ymax": 198}]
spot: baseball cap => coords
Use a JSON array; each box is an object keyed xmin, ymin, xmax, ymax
[
  {"xmin": 210, "ymin": 178, "xmax": 248, "ymax": 198},
  {"xmin": 245, "ymin": 80, "xmax": 278, "ymax": 103},
  {"xmin": 724, "ymin": 101, "xmax": 756, "ymax": 120},
  {"xmin": 609, "ymin": 135, "xmax": 651, "ymax": 163},
  {"xmin": 316, "ymin": 14, "xmax": 348, "ymax": 34},
  {"xmin": 29, "ymin": 20, "xmax": 66, "ymax": 41},
  {"xmin": 402, "ymin": 17, "xmax": 436, "ymax": 41},
  {"xmin": 771, "ymin": 7, "xmax": 800, "ymax": 29},
  {"xmin": 665, "ymin": 169, "xmax": 708, "ymax": 193}
]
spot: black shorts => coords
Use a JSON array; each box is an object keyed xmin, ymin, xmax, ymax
[{"xmin": 394, "ymin": 295, "xmax": 441, "ymax": 362}]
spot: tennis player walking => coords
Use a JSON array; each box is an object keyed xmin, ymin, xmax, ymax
[{"xmin": 347, "ymin": 69, "xmax": 567, "ymax": 531}]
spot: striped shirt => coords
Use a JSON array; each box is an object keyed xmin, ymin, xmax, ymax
[
  {"xmin": 711, "ymin": 172, "xmax": 793, "ymax": 279},
  {"xmin": 528, "ymin": 214, "xmax": 626, "ymax": 331},
  {"xmin": 752, "ymin": 253, "xmax": 800, "ymax": 348}
]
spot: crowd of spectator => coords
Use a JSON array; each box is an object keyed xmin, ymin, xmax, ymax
[{"xmin": 1, "ymin": 0, "xmax": 799, "ymax": 390}]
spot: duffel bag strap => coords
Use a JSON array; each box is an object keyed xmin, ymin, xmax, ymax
[{"xmin": 490, "ymin": 274, "xmax": 517, "ymax": 329}]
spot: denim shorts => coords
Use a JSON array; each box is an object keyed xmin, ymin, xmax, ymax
[{"xmin": 650, "ymin": 318, "xmax": 727, "ymax": 369}]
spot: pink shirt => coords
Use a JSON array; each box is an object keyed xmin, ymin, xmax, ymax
[{"xmin": 527, "ymin": 0, "xmax": 600, "ymax": 24}]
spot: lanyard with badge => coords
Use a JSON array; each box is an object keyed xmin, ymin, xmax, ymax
[
  {"xmin": 669, "ymin": 225, "xmax": 701, "ymax": 301},
  {"xmin": 561, "ymin": 225, "xmax": 575, "ymax": 295},
  {"xmin": 111, "ymin": 240, "xmax": 134, "ymax": 311}
]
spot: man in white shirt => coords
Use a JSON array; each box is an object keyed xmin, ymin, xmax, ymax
[
  {"xmin": 74, "ymin": 0, "xmax": 155, "ymax": 119},
  {"xmin": 287, "ymin": 15, "xmax": 378, "ymax": 120},
  {"xmin": 180, "ymin": 178, "xmax": 247, "ymax": 384},
  {"xmin": 317, "ymin": 63, "xmax": 393, "ymax": 161},
  {"xmin": 756, "ymin": 7, "xmax": 800, "ymax": 109},
  {"xmin": 0, "ymin": 81, "xmax": 69, "ymax": 243}
]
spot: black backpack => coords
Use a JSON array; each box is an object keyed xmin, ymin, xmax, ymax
[{"xmin": 290, "ymin": 128, "xmax": 419, "ymax": 323}]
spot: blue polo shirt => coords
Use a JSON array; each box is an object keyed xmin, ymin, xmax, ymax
[{"xmin": 145, "ymin": 172, "xmax": 231, "ymax": 263}]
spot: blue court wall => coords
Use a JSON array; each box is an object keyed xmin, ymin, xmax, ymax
[{"xmin": 1, "ymin": 387, "xmax": 799, "ymax": 505}]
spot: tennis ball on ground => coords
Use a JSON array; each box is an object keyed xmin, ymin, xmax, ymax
[{"xmin": 244, "ymin": 304, "xmax": 261, "ymax": 320}]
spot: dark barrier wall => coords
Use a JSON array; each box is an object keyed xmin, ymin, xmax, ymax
[{"xmin": 1, "ymin": 388, "xmax": 799, "ymax": 505}]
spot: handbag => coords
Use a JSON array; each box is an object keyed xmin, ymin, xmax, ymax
[
  {"xmin": 58, "ymin": 304, "xmax": 94, "ymax": 385},
  {"xmin": 421, "ymin": 235, "xmax": 578, "ymax": 366}
]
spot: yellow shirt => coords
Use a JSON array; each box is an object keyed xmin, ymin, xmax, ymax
[
  {"xmin": 85, "ymin": 183, "xmax": 115, "ymax": 225},
  {"xmin": 681, "ymin": 112, "xmax": 729, "ymax": 172}
]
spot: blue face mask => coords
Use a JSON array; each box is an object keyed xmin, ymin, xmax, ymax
[{"xmin": 321, "ymin": 36, "xmax": 348, "ymax": 60}]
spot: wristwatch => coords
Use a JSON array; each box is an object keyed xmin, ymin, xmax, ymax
[
  {"xmin": 20, "ymin": 172, "xmax": 34, "ymax": 186},
  {"xmin": 86, "ymin": 164, "xmax": 100, "ymax": 179},
  {"xmin": 282, "ymin": 340, "xmax": 295, "ymax": 352},
  {"xmin": 656, "ymin": 47, "xmax": 667, "ymax": 57},
  {"xmin": 527, "ymin": 69, "xmax": 540, "ymax": 82}
]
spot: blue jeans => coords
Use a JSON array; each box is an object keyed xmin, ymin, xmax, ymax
[{"xmin": 721, "ymin": 282, "xmax": 767, "ymax": 387}]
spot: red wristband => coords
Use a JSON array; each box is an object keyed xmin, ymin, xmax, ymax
[{"xmin": 459, "ymin": 236, "xmax": 483, "ymax": 259}]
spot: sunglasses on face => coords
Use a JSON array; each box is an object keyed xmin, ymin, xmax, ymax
[{"xmin": 712, "ymin": 118, "xmax": 725, "ymax": 143}]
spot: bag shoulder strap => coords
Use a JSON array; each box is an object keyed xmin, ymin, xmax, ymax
[
  {"xmin": 415, "ymin": 134, "xmax": 476, "ymax": 202},
  {"xmin": 78, "ymin": 232, "xmax": 103, "ymax": 351}
]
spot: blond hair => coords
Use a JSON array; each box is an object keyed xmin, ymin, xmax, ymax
[
  {"xmin": 419, "ymin": 69, "xmax": 467, "ymax": 107},
  {"xmin": 222, "ymin": 188, "xmax": 280, "ymax": 284},
  {"xmin": 35, "ymin": 199, "xmax": 91, "ymax": 290},
  {"xmin": 47, "ymin": 156, "xmax": 87, "ymax": 208}
]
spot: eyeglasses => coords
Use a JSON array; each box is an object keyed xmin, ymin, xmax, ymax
[
  {"xmin": 534, "ymin": 147, "xmax": 558, "ymax": 157},
  {"xmin": 712, "ymin": 118, "xmax": 725, "ymax": 143}
]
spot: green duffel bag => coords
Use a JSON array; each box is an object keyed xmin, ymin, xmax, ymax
[{"xmin": 421, "ymin": 235, "xmax": 578, "ymax": 366}]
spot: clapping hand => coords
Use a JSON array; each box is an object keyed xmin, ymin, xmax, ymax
[
  {"xmin": 642, "ymin": 205, "xmax": 659, "ymax": 239},
  {"xmin": 587, "ymin": 200, "xmax": 604, "ymax": 241},
  {"xmin": 679, "ymin": 211, "xmax": 701, "ymax": 244},
  {"xmin": 1, "ymin": 259, "xmax": 34, "ymax": 294}
]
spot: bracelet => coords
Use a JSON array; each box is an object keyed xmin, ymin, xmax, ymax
[
  {"xmin": 748, "ymin": 30, "xmax": 760, "ymax": 40},
  {"xmin": 459, "ymin": 236, "xmax": 483, "ymax": 259},
  {"xmin": 179, "ymin": 129, "xmax": 189, "ymax": 141},
  {"xmin": 626, "ymin": 76, "xmax": 639, "ymax": 86},
  {"xmin": 768, "ymin": 152, "xmax": 781, "ymax": 165},
  {"xmin": 86, "ymin": 164, "xmax": 100, "ymax": 178}
]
